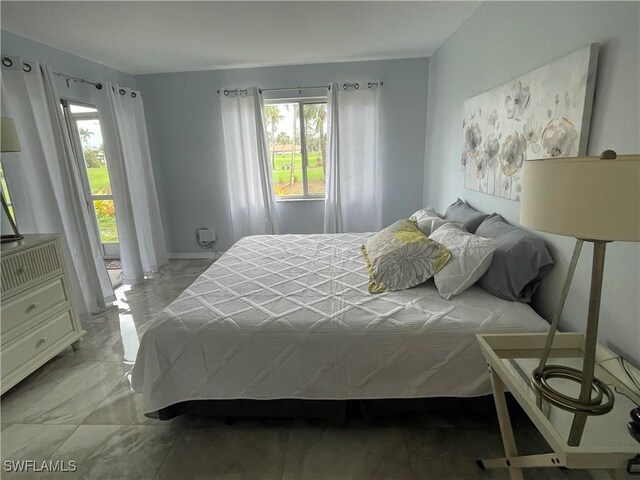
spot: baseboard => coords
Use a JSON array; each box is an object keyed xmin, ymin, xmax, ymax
[{"xmin": 168, "ymin": 252, "xmax": 220, "ymax": 260}]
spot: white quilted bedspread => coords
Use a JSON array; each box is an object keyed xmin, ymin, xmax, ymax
[{"xmin": 131, "ymin": 234, "xmax": 549, "ymax": 414}]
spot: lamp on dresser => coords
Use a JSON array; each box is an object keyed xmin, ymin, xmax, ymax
[
  {"xmin": 1, "ymin": 116, "xmax": 23, "ymax": 243},
  {"xmin": 520, "ymin": 150, "xmax": 640, "ymax": 446}
]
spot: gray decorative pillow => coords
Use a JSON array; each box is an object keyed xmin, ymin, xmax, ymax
[
  {"xmin": 429, "ymin": 223, "xmax": 497, "ymax": 300},
  {"xmin": 410, "ymin": 207, "xmax": 466, "ymax": 236},
  {"xmin": 444, "ymin": 199, "xmax": 489, "ymax": 234},
  {"xmin": 361, "ymin": 219, "xmax": 451, "ymax": 293},
  {"xmin": 475, "ymin": 214, "xmax": 554, "ymax": 302}
]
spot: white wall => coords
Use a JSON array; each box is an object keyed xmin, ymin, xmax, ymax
[
  {"xmin": 423, "ymin": 2, "xmax": 640, "ymax": 363},
  {"xmin": 135, "ymin": 58, "xmax": 429, "ymax": 254}
]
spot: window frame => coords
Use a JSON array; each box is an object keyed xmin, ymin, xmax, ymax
[{"xmin": 264, "ymin": 96, "xmax": 327, "ymax": 200}]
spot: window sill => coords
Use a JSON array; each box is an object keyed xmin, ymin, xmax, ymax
[{"xmin": 275, "ymin": 197, "xmax": 326, "ymax": 203}]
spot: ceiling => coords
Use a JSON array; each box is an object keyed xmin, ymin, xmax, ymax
[{"xmin": 1, "ymin": 1, "xmax": 480, "ymax": 75}]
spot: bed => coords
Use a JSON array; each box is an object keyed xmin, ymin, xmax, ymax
[{"xmin": 131, "ymin": 233, "xmax": 550, "ymax": 418}]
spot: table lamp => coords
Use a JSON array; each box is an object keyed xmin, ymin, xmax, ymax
[
  {"xmin": 521, "ymin": 150, "xmax": 640, "ymax": 446},
  {"xmin": 1, "ymin": 116, "xmax": 23, "ymax": 243}
]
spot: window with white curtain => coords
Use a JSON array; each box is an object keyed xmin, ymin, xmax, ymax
[{"xmin": 263, "ymin": 98, "xmax": 327, "ymax": 199}]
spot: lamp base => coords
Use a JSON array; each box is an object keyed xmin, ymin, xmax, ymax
[
  {"xmin": 531, "ymin": 239, "xmax": 615, "ymax": 446},
  {"xmin": 1, "ymin": 193, "xmax": 22, "ymax": 244},
  {"xmin": 1, "ymin": 234, "xmax": 23, "ymax": 244},
  {"xmin": 532, "ymin": 364, "xmax": 614, "ymax": 415}
]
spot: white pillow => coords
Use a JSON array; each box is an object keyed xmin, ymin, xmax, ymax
[
  {"xmin": 428, "ymin": 223, "xmax": 497, "ymax": 300},
  {"xmin": 410, "ymin": 207, "xmax": 460, "ymax": 236}
]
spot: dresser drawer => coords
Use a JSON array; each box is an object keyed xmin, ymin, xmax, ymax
[
  {"xmin": 1, "ymin": 240, "xmax": 62, "ymax": 295},
  {"xmin": 1, "ymin": 309, "xmax": 75, "ymax": 379},
  {"xmin": 1, "ymin": 277, "xmax": 69, "ymax": 344}
]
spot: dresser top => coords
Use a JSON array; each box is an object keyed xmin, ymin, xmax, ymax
[{"xmin": 1, "ymin": 234, "xmax": 60, "ymax": 256}]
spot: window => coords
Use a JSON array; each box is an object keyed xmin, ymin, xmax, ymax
[
  {"xmin": 61, "ymin": 101, "xmax": 119, "ymax": 247},
  {"xmin": 264, "ymin": 99, "xmax": 327, "ymax": 198}
]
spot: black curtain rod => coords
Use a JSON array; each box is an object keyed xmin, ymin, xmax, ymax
[
  {"xmin": 218, "ymin": 82, "xmax": 383, "ymax": 96},
  {"xmin": 53, "ymin": 72, "xmax": 103, "ymax": 90},
  {"xmin": 259, "ymin": 85, "xmax": 329, "ymax": 93},
  {"xmin": 1, "ymin": 56, "xmax": 104, "ymax": 90}
]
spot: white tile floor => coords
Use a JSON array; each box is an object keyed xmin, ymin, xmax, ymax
[{"xmin": 0, "ymin": 260, "xmax": 599, "ymax": 479}]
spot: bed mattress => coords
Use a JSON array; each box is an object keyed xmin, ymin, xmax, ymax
[{"xmin": 131, "ymin": 233, "xmax": 549, "ymax": 414}]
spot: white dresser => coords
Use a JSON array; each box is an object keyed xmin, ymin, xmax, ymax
[{"xmin": 1, "ymin": 234, "xmax": 85, "ymax": 394}]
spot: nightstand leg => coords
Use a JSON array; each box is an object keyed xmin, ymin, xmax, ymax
[
  {"xmin": 71, "ymin": 339, "xmax": 83, "ymax": 351},
  {"xmin": 489, "ymin": 368, "xmax": 524, "ymax": 480}
]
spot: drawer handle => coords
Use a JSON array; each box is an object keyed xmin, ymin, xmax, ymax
[
  {"xmin": 27, "ymin": 303, "xmax": 39, "ymax": 312},
  {"xmin": 39, "ymin": 336, "xmax": 49, "ymax": 345},
  {"xmin": 16, "ymin": 266, "xmax": 26, "ymax": 275}
]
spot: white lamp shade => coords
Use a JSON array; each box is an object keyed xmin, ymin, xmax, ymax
[
  {"xmin": 520, "ymin": 153, "xmax": 640, "ymax": 242},
  {"xmin": 1, "ymin": 117, "xmax": 20, "ymax": 153}
]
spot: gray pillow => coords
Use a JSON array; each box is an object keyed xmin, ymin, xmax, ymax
[
  {"xmin": 444, "ymin": 199, "xmax": 489, "ymax": 233},
  {"xmin": 475, "ymin": 214, "xmax": 554, "ymax": 303}
]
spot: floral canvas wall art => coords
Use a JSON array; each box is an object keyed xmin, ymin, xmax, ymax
[{"xmin": 462, "ymin": 44, "xmax": 598, "ymax": 201}]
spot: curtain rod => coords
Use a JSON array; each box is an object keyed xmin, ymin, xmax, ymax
[
  {"xmin": 53, "ymin": 72, "xmax": 103, "ymax": 90},
  {"xmin": 218, "ymin": 82, "xmax": 384, "ymax": 96},
  {"xmin": 259, "ymin": 85, "xmax": 329, "ymax": 93},
  {"xmin": 261, "ymin": 82, "xmax": 383, "ymax": 93},
  {"xmin": 1, "ymin": 56, "xmax": 104, "ymax": 90}
]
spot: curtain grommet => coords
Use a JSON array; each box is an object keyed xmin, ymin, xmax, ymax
[
  {"xmin": 131, "ymin": 92, "xmax": 137, "ymax": 98},
  {"xmin": 22, "ymin": 63, "xmax": 32, "ymax": 73},
  {"xmin": 2, "ymin": 57, "xmax": 13, "ymax": 67},
  {"xmin": 119, "ymin": 88, "xmax": 126, "ymax": 95}
]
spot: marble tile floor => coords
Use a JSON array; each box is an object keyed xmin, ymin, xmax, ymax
[{"xmin": 0, "ymin": 260, "xmax": 607, "ymax": 479}]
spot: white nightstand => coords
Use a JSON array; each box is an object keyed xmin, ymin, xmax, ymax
[
  {"xmin": 476, "ymin": 333, "xmax": 640, "ymax": 480},
  {"xmin": 1, "ymin": 234, "xmax": 85, "ymax": 394}
]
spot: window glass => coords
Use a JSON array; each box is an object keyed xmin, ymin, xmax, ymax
[
  {"xmin": 264, "ymin": 100, "xmax": 327, "ymax": 198},
  {"xmin": 302, "ymin": 103, "xmax": 327, "ymax": 196},
  {"xmin": 75, "ymin": 118, "xmax": 110, "ymax": 195}
]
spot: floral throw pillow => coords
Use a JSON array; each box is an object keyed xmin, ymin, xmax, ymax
[{"xmin": 361, "ymin": 219, "xmax": 451, "ymax": 294}]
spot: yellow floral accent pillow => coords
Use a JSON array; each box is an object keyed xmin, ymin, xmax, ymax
[{"xmin": 361, "ymin": 219, "xmax": 451, "ymax": 293}]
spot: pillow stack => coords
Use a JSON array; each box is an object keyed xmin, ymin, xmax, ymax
[{"xmin": 361, "ymin": 200, "xmax": 555, "ymax": 302}]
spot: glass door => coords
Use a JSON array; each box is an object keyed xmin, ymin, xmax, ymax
[{"xmin": 61, "ymin": 100, "xmax": 120, "ymax": 259}]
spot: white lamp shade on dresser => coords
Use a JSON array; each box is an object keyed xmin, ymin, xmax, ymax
[{"xmin": 520, "ymin": 153, "xmax": 640, "ymax": 242}]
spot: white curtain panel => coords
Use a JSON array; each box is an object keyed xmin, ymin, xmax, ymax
[
  {"xmin": 0, "ymin": 57, "xmax": 114, "ymax": 315},
  {"xmin": 98, "ymin": 83, "xmax": 168, "ymax": 284},
  {"xmin": 220, "ymin": 87, "xmax": 277, "ymax": 242},
  {"xmin": 324, "ymin": 82, "xmax": 382, "ymax": 233}
]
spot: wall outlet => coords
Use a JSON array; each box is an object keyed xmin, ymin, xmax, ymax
[{"xmin": 198, "ymin": 228, "xmax": 216, "ymax": 243}]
